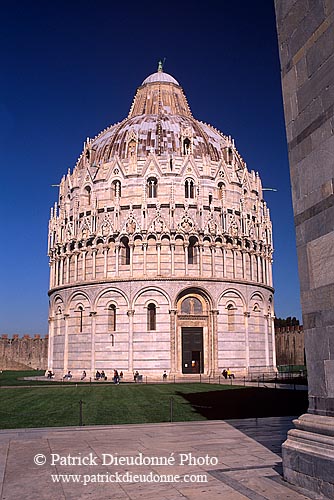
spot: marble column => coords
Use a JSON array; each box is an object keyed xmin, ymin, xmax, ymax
[
  {"xmin": 184, "ymin": 243, "xmax": 188, "ymax": 276},
  {"xmin": 270, "ymin": 314, "xmax": 277, "ymax": 367},
  {"xmin": 156, "ymin": 242, "xmax": 161, "ymax": 275},
  {"xmin": 92, "ymin": 249, "xmax": 97, "ymax": 280},
  {"xmin": 115, "ymin": 243, "xmax": 120, "ymax": 277},
  {"xmin": 63, "ymin": 313, "xmax": 69, "ymax": 374},
  {"xmin": 55, "ymin": 257, "xmax": 59, "ymax": 286},
  {"xmin": 66, "ymin": 255, "xmax": 70, "ymax": 284},
  {"xmin": 49, "ymin": 260, "xmax": 54, "ymax": 289},
  {"xmin": 170, "ymin": 242, "xmax": 175, "ymax": 276},
  {"xmin": 211, "ymin": 244, "xmax": 216, "ymax": 277},
  {"xmin": 127, "ymin": 309, "xmax": 134, "ymax": 373},
  {"xmin": 48, "ymin": 316, "xmax": 54, "ymax": 371},
  {"xmin": 211, "ymin": 310, "xmax": 219, "ymax": 375},
  {"xmin": 90, "ymin": 311, "xmax": 96, "ymax": 376},
  {"xmin": 263, "ymin": 314, "xmax": 270, "ymax": 367},
  {"xmin": 169, "ymin": 309, "xmax": 177, "ymax": 374},
  {"xmin": 82, "ymin": 251, "xmax": 86, "ymax": 280},
  {"xmin": 129, "ymin": 243, "xmax": 134, "ymax": 277},
  {"xmin": 59, "ymin": 257, "xmax": 64, "ymax": 286},
  {"xmin": 74, "ymin": 252, "xmax": 79, "ymax": 281},
  {"xmin": 275, "ymin": 1, "xmax": 334, "ymax": 496},
  {"xmin": 103, "ymin": 246, "xmax": 108, "ymax": 278},
  {"xmin": 244, "ymin": 312, "xmax": 250, "ymax": 372},
  {"xmin": 143, "ymin": 242, "xmax": 147, "ymax": 275}
]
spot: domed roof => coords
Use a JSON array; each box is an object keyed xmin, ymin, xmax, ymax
[
  {"xmin": 142, "ymin": 71, "xmax": 179, "ymax": 86},
  {"xmin": 80, "ymin": 67, "xmax": 229, "ymax": 165}
]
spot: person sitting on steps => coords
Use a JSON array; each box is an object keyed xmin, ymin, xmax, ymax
[{"xmin": 63, "ymin": 370, "xmax": 72, "ymax": 380}]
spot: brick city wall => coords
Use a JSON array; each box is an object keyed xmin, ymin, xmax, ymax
[
  {"xmin": 0, "ymin": 334, "xmax": 48, "ymax": 370},
  {"xmin": 275, "ymin": 326, "xmax": 305, "ymax": 366}
]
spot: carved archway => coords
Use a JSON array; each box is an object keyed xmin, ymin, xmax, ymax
[{"xmin": 173, "ymin": 288, "xmax": 215, "ymax": 375}]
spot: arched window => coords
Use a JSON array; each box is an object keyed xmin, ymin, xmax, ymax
[
  {"xmin": 112, "ymin": 180, "xmax": 121, "ymax": 198},
  {"xmin": 227, "ymin": 304, "xmax": 235, "ymax": 332},
  {"xmin": 188, "ymin": 237, "xmax": 198, "ymax": 265},
  {"xmin": 185, "ymin": 179, "xmax": 195, "ymax": 199},
  {"xmin": 120, "ymin": 237, "xmax": 130, "ymax": 265},
  {"xmin": 217, "ymin": 182, "xmax": 225, "ymax": 200},
  {"xmin": 78, "ymin": 305, "xmax": 84, "ymax": 333},
  {"xmin": 147, "ymin": 177, "xmax": 158, "ymax": 198},
  {"xmin": 128, "ymin": 139, "xmax": 136, "ymax": 157},
  {"xmin": 228, "ymin": 147, "xmax": 233, "ymax": 164},
  {"xmin": 85, "ymin": 186, "xmax": 91, "ymax": 205},
  {"xmin": 183, "ymin": 137, "xmax": 191, "ymax": 155},
  {"xmin": 147, "ymin": 303, "xmax": 156, "ymax": 330},
  {"xmin": 253, "ymin": 303, "xmax": 261, "ymax": 332},
  {"xmin": 108, "ymin": 304, "xmax": 116, "ymax": 332},
  {"xmin": 56, "ymin": 306, "xmax": 62, "ymax": 335}
]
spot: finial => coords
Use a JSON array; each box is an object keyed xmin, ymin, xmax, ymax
[{"xmin": 157, "ymin": 58, "xmax": 166, "ymax": 72}]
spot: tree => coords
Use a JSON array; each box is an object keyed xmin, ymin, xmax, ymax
[{"xmin": 274, "ymin": 316, "xmax": 300, "ymax": 329}]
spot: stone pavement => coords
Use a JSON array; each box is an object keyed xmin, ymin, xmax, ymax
[{"xmin": 0, "ymin": 418, "xmax": 325, "ymax": 500}]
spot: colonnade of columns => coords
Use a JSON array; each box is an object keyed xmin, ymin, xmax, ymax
[
  {"xmin": 48, "ymin": 304, "xmax": 276, "ymax": 375},
  {"xmin": 50, "ymin": 240, "xmax": 273, "ymax": 289}
]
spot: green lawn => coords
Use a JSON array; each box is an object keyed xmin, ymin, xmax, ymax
[
  {"xmin": 0, "ymin": 380, "xmax": 308, "ymax": 429},
  {"xmin": 0, "ymin": 370, "xmax": 46, "ymax": 386}
]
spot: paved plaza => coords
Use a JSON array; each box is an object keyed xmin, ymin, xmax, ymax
[{"xmin": 0, "ymin": 417, "xmax": 325, "ymax": 500}]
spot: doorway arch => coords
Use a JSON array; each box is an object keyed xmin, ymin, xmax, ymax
[{"xmin": 174, "ymin": 288, "xmax": 214, "ymax": 375}]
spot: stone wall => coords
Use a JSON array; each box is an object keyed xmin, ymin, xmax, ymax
[
  {"xmin": 275, "ymin": 0, "xmax": 334, "ymax": 416},
  {"xmin": 275, "ymin": 326, "xmax": 305, "ymax": 366},
  {"xmin": 0, "ymin": 335, "xmax": 48, "ymax": 370},
  {"xmin": 275, "ymin": 1, "xmax": 334, "ymax": 496}
]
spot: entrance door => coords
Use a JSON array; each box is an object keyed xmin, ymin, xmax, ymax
[{"xmin": 182, "ymin": 327, "xmax": 203, "ymax": 374}]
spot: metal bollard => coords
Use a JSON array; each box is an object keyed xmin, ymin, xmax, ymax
[
  {"xmin": 79, "ymin": 400, "xmax": 83, "ymax": 426},
  {"xmin": 170, "ymin": 397, "xmax": 173, "ymax": 423}
]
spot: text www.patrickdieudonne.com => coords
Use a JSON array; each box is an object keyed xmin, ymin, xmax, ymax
[{"xmin": 51, "ymin": 472, "xmax": 208, "ymax": 485}]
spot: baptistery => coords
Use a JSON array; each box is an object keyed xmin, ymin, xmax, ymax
[{"xmin": 48, "ymin": 64, "xmax": 276, "ymax": 378}]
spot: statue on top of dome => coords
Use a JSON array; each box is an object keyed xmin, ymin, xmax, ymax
[{"xmin": 157, "ymin": 58, "xmax": 166, "ymax": 72}]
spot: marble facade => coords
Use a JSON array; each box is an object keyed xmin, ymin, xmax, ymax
[
  {"xmin": 275, "ymin": 1, "xmax": 334, "ymax": 497},
  {"xmin": 47, "ymin": 67, "xmax": 275, "ymax": 379}
]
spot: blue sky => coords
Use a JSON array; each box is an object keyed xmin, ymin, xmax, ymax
[{"xmin": 0, "ymin": 0, "xmax": 301, "ymax": 335}]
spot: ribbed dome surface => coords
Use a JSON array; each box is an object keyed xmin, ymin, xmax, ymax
[
  {"xmin": 85, "ymin": 69, "xmax": 228, "ymax": 164},
  {"xmin": 142, "ymin": 71, "xmax": 179, "ymax": 85}
]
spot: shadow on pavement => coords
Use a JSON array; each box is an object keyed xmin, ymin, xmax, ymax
[{"xmin": 177, "ymin": 387, "xmax": 308, "ymax": 420}]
